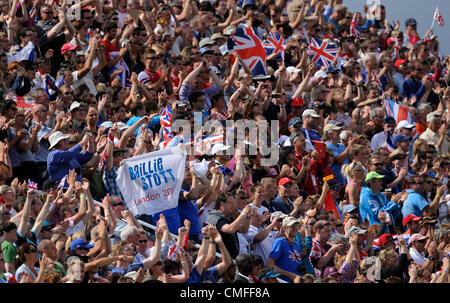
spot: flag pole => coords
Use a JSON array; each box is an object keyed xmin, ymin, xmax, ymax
[{"xmin": 431, "ymin": 7, "xmax": 437, "ymax": 29}]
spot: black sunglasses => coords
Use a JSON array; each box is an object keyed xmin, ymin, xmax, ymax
[
  {"xmin": 372, "ymin": 163, "xmax": 383, "ymax": 166},
  {"xmin": 139, "ymin": 239, "xmax": 148, "ymax": 243}
]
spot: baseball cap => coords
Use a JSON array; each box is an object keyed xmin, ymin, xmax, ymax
[
  {"xmin": 270, "ymin": 211, "xmax": 287, "ymax": 222},
  {"xmin": 395, "ymin": 120, "xmax": 415, "ymax": 130},
  {"xmin": 100, "ymin": 121, "xmax": 114, "ymax": 129},
  {"xmin": 289, "ymin": 131, "xmax": 303, "ymax": 144},
  {"xmin": 69, "ymin": 238, "xmax": 94, "ymax": 251},
  {"xmin": 314, "ymin": 70, "xmax": 328, "ymax": 79},
  {"xmin": 377, "ymin": 233, "xmax": 394, "ymax": 246},
  {"xmin": 69, "ymin": 101, "xmax": 82, "ymax": 112},
  {"xmin": 61, "ymin": 43, "xmax": 78, "ymax": 55},
  {"xmin": 342, "ymin": 204, "xmax": 358, "ymax": 214},
  {"xmin": 242, "ymin": 0, "xmax": 257, "ymax": 9},
  {"xmin": 282, "ymin": 216, "xmax": 301, "ymax": 227},
  {"xmin": 426, "ymin": 111, "xmax": 442, "ymax": 123},
  {"xmin": 345, "ymin": 226, "xmax": 367, "ymax": 238},
  {"xmin": 394, "ymin": 59, "xmax": 407, "ymax": 69},
  {"xmin": 393, "ymin": 135, "xmax": 411, "ymax": 147},
  {"xmin": 211, "ymin": 33, "xmax": 226, "ymax": 41},
  {"xmin": 288, "ymin": 117, "xmax": 302, "ymax": 127},
  {"xmin": 199, "ymin": 37, "xmax": 215, "ymax": 48},
  {"xmin": 286, "ymin": 66, "xmax": 302, "ymax": 74},
  {"xmin": 323, "ymin": 123, "xmax": 342, "ymax": 133},
  {"xmin": 405, "ymin": 18, "xmax": 417, "ymax": 26},
  {"xmin": 291, "ymin": 97, "xmax": 304, "ymax": 107},
  {"xmin": 409, "ymin": 233, "xmax": 428, "ymax": 244},
  {"xmin": 365, "ymin": 171, "xmax": 385, "ymax": 182},
  {"xmin": 389, "ymin": 149, "xmax": 408, "ymax": 161},
  {"xmin": 323, "ymin": 266, "xmax": 339, "ymax": 277},
  {"xmin": 278, "ymin": 177, "xmax": 293, "ymax": 187},
  {"xmin": 402, "ymin": 214, "xmax": 422, "ymax": 227},
  {"xmin": 302, "ymin": 109, "xmax": 320, "ymax": 118},
  {"xmin": 383, "ymin": 116, "xmax": 396, "ymax": 124}
]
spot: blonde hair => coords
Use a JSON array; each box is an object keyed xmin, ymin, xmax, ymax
[
  {"xmin": 341, "ymin": 161, "xmax": 364, "ymax": 178},
  {"xmin": 65, "ymin": 232, "xmax": 87, "ymax": 253},
  {"xmin": 412, "ymin": 139, "xmax": 427, "ymax": 159},
  {"xmin": 326, "ymin": 88, "xmax": 344, "ymax": 106},
  {"xmin": 111, "ymin": 240, "xmax": 128, "ymax": 257},
  {"xmin": 378, "ymin": 247, "xmax": 396, "ymax": 268}
]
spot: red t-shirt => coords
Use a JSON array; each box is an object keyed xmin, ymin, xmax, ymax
[{"xmin": 100, "ymin": 40, "xmax": 119, "ymax": 61}]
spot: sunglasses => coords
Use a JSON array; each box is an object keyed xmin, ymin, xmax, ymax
[
  {"xmin": 318, "ymin": 222, "xmax": 331, "ymax": 229},
  {"xmin": 111, "ymin": 203, "xmax": 123, "ymax": 207},
  {"xmin": 372, "ymin": 163, "xmax": 383, "ymax": 166},
  {"xmin": 336, "ymin": 224, "xmax": 344, "ymax": 227},
  {"xmin": 64, "ymin": 91, "xmax": 74, "ymax": 96},
  {"xmin": 139, "ymin": 239, "xmax": 148, "ymax": 243},
  {"xmin": 411, "ymin": 181, "xmax": 424, "ymax": 185},
  {"xmin": 42, "ymin": 11, "xmax": 53, "ymax": 14},
  {"xmin": 30, "ymin": 249, "xmax": 38, "ymax": 253}
]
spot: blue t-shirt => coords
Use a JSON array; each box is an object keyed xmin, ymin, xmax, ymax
[
  {"xmin": 401, "ymin": 189, "xmax": 429, "ymax": 218},
  {"xmin": 326, "ymin": 142, "xmax": 347, "ymax": 185},
  {"xmin": 178, "ymin": 198, "xmax": 201, "ymax": 236},
  {"xmin": 185, "ymin": 265, "xmax": 201, "ymax": 283},
  {"xmin": 152, "ymin": 206, "xmax": 180, "ymax": 235},
  {"xmin": 126, "ymin": 116, "xmax": 161, "ymax": 136},
  {"xmin": 269, "ymin": 237, "xmax": 302, "ymax": 283}
]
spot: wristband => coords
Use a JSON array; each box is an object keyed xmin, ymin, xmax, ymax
[
  {"xmin": 427, "ymin": 255, "xmax": 435, "ymax": 261},
  {"xmin": 435, "ymin": 194, "xmax": 442, "ymax": 199},
  {"xmin": 204, "ymin": 237, "xmax": 210, "ymax": 240},
  {"xmin": 80, "ymin": 194, "xmax": 86, "ymax": 199},
  {"xmin": 243, "ymin": 213, "xmax": 250, "ymax": 220},
  {"xmin": 210, "ymin": 241, "xmax": 216, "ymax": 245}
]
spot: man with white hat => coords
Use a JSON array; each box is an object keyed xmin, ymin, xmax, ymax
[
  {"xmin": 395, "ymin": 120, "xmax": 415, "ymax": 137},
  {"xmin": 301, "ymin": 109, "xmax": 322, "ymax": 144},
  {"xmin": 267, "ymin": 216, "xmax": 304, "ymax": 283},
  {"xmin": 419, "ymin": 111, "xmax": 450, "ymax": 155}
]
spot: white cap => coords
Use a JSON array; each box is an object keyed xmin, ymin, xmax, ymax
[
  {"xmin": 48, "ymin": 131, "xmax": 70, "ymax": 150},
  {"xmin": 115, "ymin": 122, "xmax": 129, "ymax": 131},
  {"xmin": 426, "ymin": 111, "xmax": 442, "ymax": 123},
  {"xmin": 211, "ymin": 143, "xmax": 231, "ymax": 155},
  {"xmin": 286, "ymin": 66, "xmax": 302, "ymax": 73},
  {"xmin": 395, "ymin": 120, "xmax": 415, "ymax": 130},
  {"xmin": 199, "ymin": 37, "xmax": 215, "ymax": 48},
  {"xmin": 200, "ymin": 47, "xmax": 214, "ymax": 55},
  {"xmin": 100, "ymin": 121, "xmax": 114, "ymax": 128},
  {"xmin": 302, "ymin": 109, "xmax": 320, "ymax": 118},
  {"xmin": 69, "ymin": 101, "xmax": 81, "ymax": 112},
  {"xmin": 314, "ymin": 70, "xmax": 328, "ymax": 79}
]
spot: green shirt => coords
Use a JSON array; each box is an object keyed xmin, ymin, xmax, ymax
[{"xmin": 1, "ymin": 240, "xmax": 18, "ymax": 263}]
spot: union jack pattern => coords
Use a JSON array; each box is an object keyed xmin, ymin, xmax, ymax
[
  {"xmin": 307, "ymin": 38, "xmax": 339, "ymax": 68},
  {"xmin": 350, "ymin": 13, "xmax": 360, "ymax": 38},
  {"xmin": 227, "ymin": 26, "xmax": 267, "ymax": 76},
  {"xmin": 263, "ymin": 32, "xmax": 286, "ymax": 61},
  {"xmin": 27, "ymin": 180, "xmax": 38, "ymax": 192},
  {"xmin": 160, "ymin": 106, "xmax": 173, "ymax": 141},
  {"xmin": 434, "ymin": 7, "xmax": 445, "ymax": 26}
]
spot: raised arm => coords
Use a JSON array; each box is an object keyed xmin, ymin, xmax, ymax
[
  {"xmin": 31, "ymin": 193, "xmax": 53, "ymax": 235},
  {"xmin": 18, "ymin": 190, "xmax": 34, "ymax": 236}
]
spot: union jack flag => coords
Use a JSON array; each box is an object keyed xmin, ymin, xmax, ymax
[
  {"xmin": 371, "ymin": 71, "xmax": 383, "ymax": 91},
  {"xmin": 58, "ymin": 175, "xmax": 67, "ymax": 190},
  {"xmin": 27, "ymin": 180, "xmax": 38, "ymax": 192},
  {"xmin": 434, "ymin": 7, "xmax": 445, "ymax": 26},
  {"xmin": 263, "ymin": 32, "xmax": 285, "ymax": 61},
  {"xmin": 227, "ymin": 26, "xmax": 267, "ymax": 76},
  {"xmin": 98, "ymin": 136, "xmax": 114, "ymax": 173},
  {"xmin": 167, "ymin": 241, "xmax": 180, "ymax": 261},
  {"xmin": 307, "ymin": 38, "xmax": 339, "ymax": 68},
  {"xmin": 160, "ymin": 106, "xmax": 173, "ymax": 141},
  {"xmin": 389, "ymin": 37, "xmax": 400, "ymax": 60},
  {"xmin": 6, "ymin": 94, "xmax": 36, "ymax": 110},
  {"xmin": 350, "ymin": 13, "xmax": 360, "ymax": 38}
]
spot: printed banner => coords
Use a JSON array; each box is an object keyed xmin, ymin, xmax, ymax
[{"xmin": 116, "ymin": 146, "xmax": 186, "ymax": 216}]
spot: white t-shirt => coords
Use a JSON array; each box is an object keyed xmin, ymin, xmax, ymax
[
  {"xmin": 409, "ymin": 247, "xmax": 426, "ymax": 265},
  {"xmin": 72, "ymin": 69, "xmax": 98, "ymax": 95},
  {"xmin": 246, "ymin": 225, "xmax": 278, "ymax": 265}
]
